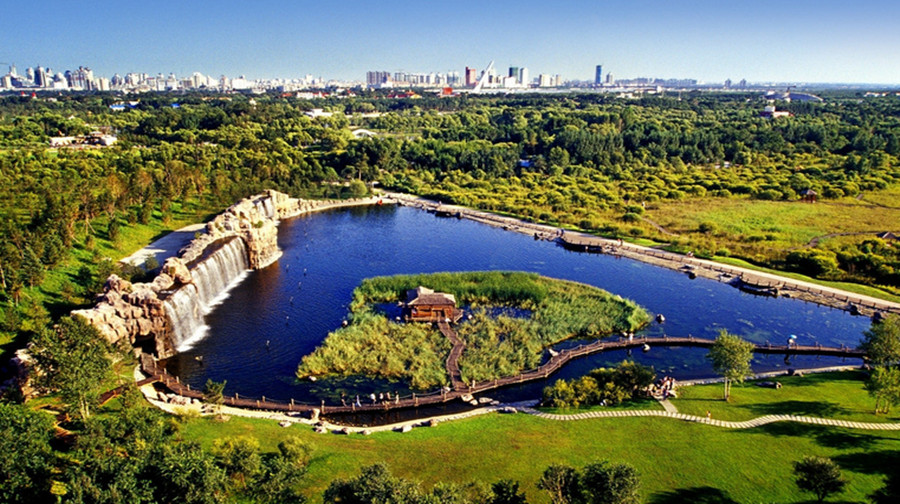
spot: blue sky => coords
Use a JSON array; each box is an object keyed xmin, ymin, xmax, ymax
[{"xmin": 3, "ymin": 0, "xmax": 899, "ymax": 84}]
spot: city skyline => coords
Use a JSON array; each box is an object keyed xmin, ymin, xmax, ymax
[{"xmin": 3, "ymin": 0, "xmax": 900, "ymax": 85}]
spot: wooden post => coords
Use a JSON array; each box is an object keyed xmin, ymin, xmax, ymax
[
  {"xmin": 186, "ymin": 384, "xmax": 190, "ymax": 391},
  {"xmin": 321, "ymin": 400, "xmax": 325, "ymax": 414},
  {"xmin": 236, "ymin": 393, "xmax": 239, "ymax": 400},
  {"xmin": 257, "ymin": 400, "xmax": 260, "ymax": 408}
]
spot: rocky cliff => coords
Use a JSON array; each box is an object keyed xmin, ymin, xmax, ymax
[{"xmin": 71, "ymin": 190, "xmax": 379, "ymax": 359}]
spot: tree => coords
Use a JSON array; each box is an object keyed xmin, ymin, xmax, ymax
[
  {"xmin": 323, "ymin": 463, "xmax": 423, "ymax": 504},
  {"xmin": 0, "ymin": 403, "xmax": 57, "ymax": 504},
  {"xmin": 212, "ymin": 435, "xmax": 261, "ymax": 489},
  {"xmin": 347, "ymin": 179, "xmax": 368, "ymax": 198},
  {"xmin": 203, "ymin": 379, "xmax": 227, "ymax": 419},
  {"xmin": 581, "ymin": 461, "xmax": 641, "ymax": 504},
  {"xmin": 490, "ymin": 479, "xmax": 528, "ymax": 504},
  {"xmin": 864, "ymin": 366, "xmax": 900, "ymax": 414},
  {"xmin": 706, "ymin": 330, "xmax": 754, "ymax": 400},
  {"xmin": 31, "ymin": 315, "xmax": 112, "ymax": 420},
  {"xmin": 251, "ymin": 437, "xmax": 313, "ymax": 504},
  {"xmin": 860, "ymin": 315, "xmax": 900, "ymax": 367},
  {"xmin": 792, "ymin": 456, "xmax": 846, "ymax": 503},
  {"xmin": 538, "ymin": 464, "xmax": 582, "ymax": 504}
]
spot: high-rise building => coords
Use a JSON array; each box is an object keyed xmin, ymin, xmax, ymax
[
  {"xmin": 518, "ymin": 67, "xmax": 528, "ymax": 87},
  {"xmin": 509, "ymin": 66, "xmax": 519, "ymax": 81},
  {"xmin": 595, "ymin": 65, "xmax": 603, "ymax": 86},
  {"xmin": 35, "ymin": 66, "xmax": 49, "ymax": 87},
  {"xmin": 366, "ymin": 71, "xmax": 391, "ymax": 86},
  {"xmin": 465, "ymin": 67, "xmax": 477, "ymax": 87}
]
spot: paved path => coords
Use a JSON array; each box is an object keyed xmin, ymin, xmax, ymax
[{"xmin": 518, "ymin": 403, "xmax": 900, "ymax": 431}]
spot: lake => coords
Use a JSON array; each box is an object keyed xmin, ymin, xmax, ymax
[{"xmin": 166, "ymin": 204, "xmax": 869, "ymax": 404}]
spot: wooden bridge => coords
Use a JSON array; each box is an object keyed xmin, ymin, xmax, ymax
[
  {"xmin": 437, "ymin": 320, "xmax": 466, "ymax": 390},
  {"xmin": 136, "ymin": 334, "xmax": 866, "ymax": 417}
]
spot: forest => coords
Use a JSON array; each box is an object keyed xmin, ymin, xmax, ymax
[{"xmin": 1, "ymin": 89, "xmax": 899, "ymax": 502}]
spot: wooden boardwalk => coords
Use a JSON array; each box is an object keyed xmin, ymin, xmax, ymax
[
  {"xmin": 137, "ymin": 335, "xmax": 865, "ymax": 417},
  {"xmin": 437, "ymin": 320, "xmax": 466, "ymax": 390}
]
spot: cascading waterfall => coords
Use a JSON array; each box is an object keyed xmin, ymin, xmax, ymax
[{"xmin": 163, "ymin": 237, "xmax": 251, "ymax": 351}]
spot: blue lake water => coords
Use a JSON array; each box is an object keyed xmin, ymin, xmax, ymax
[{"xmin": 166, "ymin": 205, "xmax": 869, "ymax": 404}]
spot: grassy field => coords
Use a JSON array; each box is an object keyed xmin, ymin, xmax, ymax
[
  {"xmin": 648, "ymin": 195, "xmax": 900, "ymax": 250},
  {"xmin": 181, "ymin": 370, "xmax": 900, "ymax": 503},
  {"xmin": 673, "ymin": 371, "xmax": 900, "ymax": 423}
]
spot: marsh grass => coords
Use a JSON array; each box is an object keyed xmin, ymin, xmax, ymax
[{"xmin": 297, "ymin": 272, "xmax": 650, "ymax": 388}]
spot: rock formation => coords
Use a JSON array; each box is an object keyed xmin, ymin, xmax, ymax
[{"xmin": 71, "ymin": 190, "xmax": 379, "ymax": 359}]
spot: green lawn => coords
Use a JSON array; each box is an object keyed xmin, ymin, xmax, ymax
[
  {"xmin": 673, "ymin": 371, "xmax": 899, "ymax": 424},
  {"xmin": 181, "ymin": 370, "xmax": 900, "ymax": 504}
]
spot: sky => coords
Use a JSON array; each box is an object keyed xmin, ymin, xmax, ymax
[{"xmin": 3, "ymin": 0, "xmax": 900, "ymax": 84}]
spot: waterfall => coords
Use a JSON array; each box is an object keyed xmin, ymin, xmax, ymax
[
  {"xmin": 256, "ymin": 197, "xmax": 276, "ymax": 220},
  {"xmin": 163, "ymin": 237, "xmax": 251, "ymax": 352}
]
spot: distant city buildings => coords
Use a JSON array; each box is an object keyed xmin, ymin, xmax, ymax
[{"xmin": 0, "ymin": 59, "xmax": 874, "ymax": 97}]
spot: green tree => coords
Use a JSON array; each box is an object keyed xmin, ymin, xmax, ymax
[
  {"xmin": 347, "ymin": 179, "xmax": 368, "ymax": 198},
  {"xmin": 323, "ymin": 463, "xmax": 423, "ymax": 504},
  {"xmin": 0, "ymin": 403, "xmax": 57, "ymax": 504},
  {"xmin": 251, "ymin": 437, "xmax": 313, "ymax": 504},
  {"xmin": 860, "ymin": 315, "xmax": 900, "ymax": 367},
  {"xmin": 490, "ymin": 479, "xmax": 528, "ymax": 504},
  {"xmin": 864, "ymin": 366, "xmax": 900, "ymax": 414},
  {"xmin": 31, "ymin": 315, "xmax": 112, "ymax": 420},
  {"xmin": 792, "ymin": 456, "xmax": 846, "ymax": 503},
  {"xmin": 580, "ymin": 461, "xmax": 641, "ymax": 504},
  {"xmin": 706, "ymin": 330, "xmax": 754, "ymax": 400},
  {"xmin": 538, "ymin": 464, "xmax": 582, "ymax": 504},
  {"xmin": 203, "ymin": 379, "xmax": 227, "ymax": 419},
  {"xmin": 212, "ymin": 435, "xmax": 261, "ymax": 489}
]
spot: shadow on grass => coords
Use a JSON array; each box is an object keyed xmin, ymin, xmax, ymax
[
  {"xmin": 648, "ymin": 486, "xmax": 740, "ymax": 504},
  {"xmin": 833, "ymin": 450, "xmax": 900, "ymax": 476},
  {"xmin": 756, "ymin": 422, "xmax": 893, "ymax": 450},
  {"xmin": 739, "ymin": 400, "xmax": 849, "ymax": 418}
]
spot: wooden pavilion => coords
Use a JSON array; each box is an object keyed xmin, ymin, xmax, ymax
[{"xmin": 404, "ymin": 286, "xmax": 462, "ymax": 322}]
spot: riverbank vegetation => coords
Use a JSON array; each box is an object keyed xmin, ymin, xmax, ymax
[
  {"xmin": 542, "ymin": 361, "xmax": 657, "ymax": 409},
  {"xmin": 297, "ymin": 272, "xmax": 650, "ymax": 388}
]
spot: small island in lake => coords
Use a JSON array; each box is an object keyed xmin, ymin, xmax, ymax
[{"xmin": 296, "ymin": 271, "xmax": 650, "ymax": 389}]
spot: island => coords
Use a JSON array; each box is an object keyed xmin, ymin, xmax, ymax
[{"xmin": 296, "ymin": 271, "xmax": 650, "ymax": 390}]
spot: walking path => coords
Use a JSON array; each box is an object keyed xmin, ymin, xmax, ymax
[
  {"xmin": 518, "ymin": 402, "xmax": 900, "ymax": 431},
  {"xmin": 437, "ymin": 320, "xmax": 466, "ymax": 390}
]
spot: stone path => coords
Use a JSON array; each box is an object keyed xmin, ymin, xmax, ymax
[{"xmin": 517, "ymin": 402, "xmax": 900, "ymax": 431}]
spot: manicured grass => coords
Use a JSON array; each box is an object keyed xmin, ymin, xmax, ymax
[
  {"xmin": 538, "ymin": 396, "xmax": 663, "ymax": 415},
  {"xmin": 673, "ymin": 371, "xmax": 899, "ymax": 423},
  {"xmin": 181, "ymin": 394, "xmax": 900, "ymax": 504}
]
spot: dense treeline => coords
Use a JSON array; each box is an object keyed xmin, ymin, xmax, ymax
[{"xmin": 1, "ymin": 87, "xmax": 899, "ymax": 504}]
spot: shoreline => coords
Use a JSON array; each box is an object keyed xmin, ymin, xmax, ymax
[
  {"xmin": 111, "ymin": 190, "xmax": 894, "ymax": 427},
  {"xmin": 135, "ymin": 364, "xmax": 876, "ymax": 433},
  {"xmin": 381, "ymin": 191, "xmax": 900, "ymax": 317}
]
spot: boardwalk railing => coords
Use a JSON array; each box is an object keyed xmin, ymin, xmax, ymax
[{"xmin": 139, "ymin": 334, "xmax": 866, "ymax": 416}]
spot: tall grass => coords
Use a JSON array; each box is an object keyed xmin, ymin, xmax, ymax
[{"xmin": 298, "ymin": 272, "xmax": 650, "ymax": 389}]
